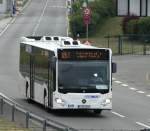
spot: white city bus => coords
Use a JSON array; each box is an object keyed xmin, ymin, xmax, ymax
[{"xmin": 19, "ymin": 36, "xmax": 116, "ymax": 114}]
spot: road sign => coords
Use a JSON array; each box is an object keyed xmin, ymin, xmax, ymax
[
  {"xmin": 83, "ymin": 7, "xmax": 92, "ymax": 41},
  {"xmin": 83, "ymin": 16, "xmax": 91, "ymax": 25},
  {"xmin": 83, "ymin": 8, "xmax": 91, "ymax": 16},
  {"xmin": 83, "ymin": 7, "xmax": 91, "ymax": 25}
]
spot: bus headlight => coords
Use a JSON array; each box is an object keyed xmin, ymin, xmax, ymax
[
  {"xmin": 55, "ymin": 98, "xmax": 65, "ymax": 105},
  {"xmin": 101, "ymin": 98, "xmax": 111, "ymax": 106}
]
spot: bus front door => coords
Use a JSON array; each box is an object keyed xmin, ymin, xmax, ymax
[{"xmin": 30, "ymin": 55, "xmax": 34, "ymax": 99}]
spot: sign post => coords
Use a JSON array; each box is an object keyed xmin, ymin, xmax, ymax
[{"xmin": 83, "ymin": 7, "xmax": 91, "ymax": 41}]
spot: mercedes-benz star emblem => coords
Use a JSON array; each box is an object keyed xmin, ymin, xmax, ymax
[{"xmin": 82, "ymin": 99, "xmax": 86, "ymax": 104}]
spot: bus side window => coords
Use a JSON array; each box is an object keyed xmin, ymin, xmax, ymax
[
  {"xmin": 49, "ymin": 53, "xmax": 56, "ymax": 91},
  {"xmin": 34, "ymin": 48, "xmax": 49, "ymax": 82},
  {"xmin": 20, "ymin": 44, "xmax": 30, "ymax": 77}
]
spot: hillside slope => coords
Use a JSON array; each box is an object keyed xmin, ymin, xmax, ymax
[{"xmin": 94, "ymin": 17, "xmax": 123, "ymax": 37}]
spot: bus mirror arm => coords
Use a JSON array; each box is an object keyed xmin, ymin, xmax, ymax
[{"xmin": 112, "ymin": 62, "xmax": 117, "ymax": 73}]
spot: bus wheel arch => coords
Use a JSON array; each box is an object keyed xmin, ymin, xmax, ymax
[{"xmin": 43, "ymin": 87, "xmax": 48, "ymax": 108}]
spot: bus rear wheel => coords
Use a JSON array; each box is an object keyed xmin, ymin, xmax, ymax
[{"xmin": 93, "ymin": 109, "xmax": 102, "ymax": 115}]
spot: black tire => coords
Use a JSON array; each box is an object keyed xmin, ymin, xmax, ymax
[
  {"xmin": 94, "ymin": 109, "xmax": 102, "ymax": 115},
  {"xmin": 25, "ymin": 81, "xmax": 29, "ymax": 97},
  {"xmin": 27, "ymin": 98, "xmax": 32, "ymax": 103}
]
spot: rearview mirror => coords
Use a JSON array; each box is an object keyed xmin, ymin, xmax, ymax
[{"xmin": 112, "ymin": 62, "xmax": 117, "ymax": 73}]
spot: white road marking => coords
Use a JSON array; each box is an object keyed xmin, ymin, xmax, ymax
[
  {"xmin": 137, "ymin": 91, "xmax": 145, "ymax": 94},
  {"xmin": 121, "ymin": 84, "xmax": 128, "ymax": 87},
  {"xmin": 112, "ymin": 77, "xmax": 116, "ymax": 81},
  {"xmin": 114, "ymin": 81, "xmax": 122, "ymax": 84},
  {"xmin": 111, "ymin": 111, "xmax": 126, "ymax": 118},
  {"xmin": 146, "ymin": 94, "xmax": 150, "ymax": 97},
  {"xmin": 0, "ymin": 18, "xmax": 16, "ymax": 37},
  {"xmin": 129, "ymin": 87, "xmax": 137, "ymax": 91},
  {"xmin": 136, "ymin": 122, "xmax": 150, "ymax": 129},
  {"xmin": 32, "ymin": 0, "xmax": 49, "ymax": 35}
]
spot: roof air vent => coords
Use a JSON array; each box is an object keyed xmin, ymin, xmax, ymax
[
  {"xmin": 45, "ymin": 37, "xmax": 52, "ymax": 40},
  {"xmin": 73, "ymin": 40, "xmax": 79, "ymax": 45},
  {"xmin": 64, "ymin": 41, "xmax": 71, "ymax": 45},
  {"xmin": 54, "ymin": 37, "xmax": 59, "ymax": 41}
]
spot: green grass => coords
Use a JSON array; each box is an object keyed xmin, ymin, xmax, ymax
[
  {"xmin": 94, "ymin": 17, "xmax": 123, "ymax": 37},
  {"xmin": 79, "ymin": 17, "xmax": 150, "ymax": 55},
  {"xmin": 80, "ymin": 17, "xmax": 123, "ymax": 47},
  {"xmin": 0, "ymin": 118, "xmax": 30, "ymax": 131}
]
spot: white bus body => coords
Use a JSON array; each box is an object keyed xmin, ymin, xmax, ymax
[{"xmin": 19, "ymin": 36, "xmax": 116, "ymax": 114}]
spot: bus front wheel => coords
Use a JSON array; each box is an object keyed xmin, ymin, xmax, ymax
[{"xmin": 93, "ymin": 109, "xmax": 102, "ymax": 115}]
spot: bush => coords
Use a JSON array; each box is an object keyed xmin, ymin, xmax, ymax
[
  {"xmin": 138, "ymin": 17, "xmax": 150, "ymax": 34},
  {"xmin": 70, "ymin": 13, "xmax": 85, "ymax": 37},
  {"xmin": 126, "ymin": 19, "xmax": 139, "ymax": 34},
  {"xmin": 122, "ymin": 15, "xmax": 139, "ymax": 34},
  {"xmin": 70, "ymin": 0, "xmax": 116, "ymax": 37},
  {"xmin": 72, "ymin": 1, "xmax": 82, "ymax": 14},
  {"xmin": 123, "ymin": 17, "xmax": 150, "ymax": 42},
  {"xmin": 124, "ymin": 17, "xmax": 150, "ymax": 35}
]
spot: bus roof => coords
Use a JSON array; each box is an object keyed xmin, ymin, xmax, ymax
[{"xmin": 20, "ymin": 36, "xmax": 111, "ymax": 53}]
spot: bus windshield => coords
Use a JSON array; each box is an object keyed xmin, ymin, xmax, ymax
[{"xmin": 58, "ymin": 61, "xmax": 110, "ymax": 93}]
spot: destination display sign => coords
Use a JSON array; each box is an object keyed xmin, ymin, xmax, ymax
[{"xmin": 58, "ymin": 49, "xmax": 109, "ymax": 60}]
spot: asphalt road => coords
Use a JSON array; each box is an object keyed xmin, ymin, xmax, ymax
[{"xmin": 0, "ymin": 0, "xmax": 150, "ymax": 130}]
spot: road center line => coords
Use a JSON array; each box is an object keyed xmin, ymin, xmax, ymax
[
  {"xmin": 32, "ymin": 0, "xmax": 49, "ymax": 35},
  {"xmin": 112, "ymin": 77, "xmax": 116, "ymax": 81},
  {"xmin": 146, "ymin": 94, "xmax": 150, "ymax": 97},
  {"xmin": 130, "ymin": 87, "xmax": 137, "ymax": 91},
  {"xmin": 136, "ymin": 122, "xmax": 150, "ymax": 129},
  {"xmin": 137, "ymin": 91, "xmax": 145, "ymax": 94},
  {"xmin": 121, "ymin": 84, "xmax": 128, "ymax": 87},
  {"xmin": 111, "ymin": 111, "xmax": 126, "ymax": 118},
  {"xmin": 114, "ymin": 81, "xmax": 122, "ymax": 84}
]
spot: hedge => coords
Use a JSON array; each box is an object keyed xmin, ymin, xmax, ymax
[
  {"xmin": 126, "ymin": 19, "xmax": 139, "ymax": 34},
  {"xmin": 122, "ymin": 15, "xmax": 139, "ymax": 34},
  {"xmin": 124, "ymin": 17, "xmax": 150, "ymax": 35}
]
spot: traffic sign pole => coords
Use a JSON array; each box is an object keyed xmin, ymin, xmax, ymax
[
  {"xmin": 86, "ymin": 23, "xmax": 88, "ymax": 41},
  {"xmin": 83, "ymin": 7, "xmax": 91, "ymax": 41}
]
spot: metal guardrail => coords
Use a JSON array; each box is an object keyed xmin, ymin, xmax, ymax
[{"xmin": 0, "ymin": 93, "xmax": 78, "ymax": 131}]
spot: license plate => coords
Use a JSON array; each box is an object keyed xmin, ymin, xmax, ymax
[{"xmin": 78, "ymin": 105, "xmax": 90, "ymax": 108}]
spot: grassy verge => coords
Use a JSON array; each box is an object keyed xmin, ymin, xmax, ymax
[
  {"xmin": 79, "ymin": 17, "xmax": 150, "ymax": 55},
  {"xmin": 0, "ymin": 118, "xmax": 30, "ymax": 131},
  {"xmin": 80, "ymin": 17, "xmax": 123, "ymax": 45}
]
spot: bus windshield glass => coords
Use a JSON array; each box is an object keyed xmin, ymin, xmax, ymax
[{"xmin": 58, "ymin": 61, "xmax": 110, "ymax": 93}]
